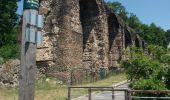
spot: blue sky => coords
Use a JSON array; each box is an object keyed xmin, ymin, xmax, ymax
[{"xmin": 17, "ymin": 0, "xmax": 170, "ymax": 31}]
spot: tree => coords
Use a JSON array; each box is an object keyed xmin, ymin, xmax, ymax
[
  {"xmin": 138, "ymin": 23, "xmax": 167, "ymax": 47},
  {"xmin": 107, "ymin": 1, "xmax": 126, "ymax": 14},
  {"xmin": 0, "ymin": 0, "xmax": 20, "ymax": 60},
  {"xmin": 122, "ymin": 47, "xmax": 168, "ymax": 97},
  {"xmin": 122, "ymin": 47, "xmax": 164, "ymax": 81},
  {"xmin": 127, "ymin": 13, "xmax": 142, "ymax": 32},
  {"xmin": 106, "ymin": 1, "xmax": 128, "ymax": 22},
  {"xmin": 0, "ymin": 0, "xmax": 18, "ymax": 46},
  {"xmin": 166, "ymin": 29, "xmax": 170, "ymax": 44},
  {"xmin": 148, "ymin": 45, "xmax": 166, "ymax": 60}
]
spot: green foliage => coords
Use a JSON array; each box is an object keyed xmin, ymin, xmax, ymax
[
  {"xmin": 139, "ymin": 23, "xmax": 167, "ymax": 47},
  {"xmin": 165, "ymin": 66, "xmax": 170, "ymax": 89},
  {"xmin": 127, "ymin": 13, "xmax": 142, "ymax": 32},
  {"xmin": 122, "ymin": 47, "xmax": 169, "ymax": 97},
  {"xmin": 132, "ymin": 78, "xmax": 167, "ymax": 90},
  {"xmin": 160, "ymin": 54, "xmax": 170, "ymax": 64},
  {"xmin": 107, "ymin": 1, "xmax": 125, "ymax": 14},
  {"xmin": 166, "ymin": 30, "xmax": 170, "ymax": 42},
  {"xmin": 0, "ymin": 57, "xmax": 4, "ymax": 64},
  {"xmin": 148, "ymin": 45, "xmax": 166, "ymax": 60},
  {"xmin": 0, "ymin": 0, "xmax": 18, "ymax": 46},
  {"xmin": 0, "ymin": 0, "xmax": 20, "ymax": 60},
  {"xmin": 122, "ymin": 47, "xmax": 164, "ymax": 81},
  {"xmin": 132, "ymin": 78, "xmax": 167, "ymax": 98},
  {"xmin": 106, "ymin": 1, "xmax": 128, "ymax": 22},
  {"xmin": 0, "ymin": 44, "xmax": 20, "ymax": 60}
]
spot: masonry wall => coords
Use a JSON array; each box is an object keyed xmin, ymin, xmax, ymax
[
  {"xmin": 80, "ymin": 0, "xmax": 109, "ymax": 71},
  {"xmin": 107, "ymin": 13, "xmax": 124, "ymax": 68},
  {"xmin": 37, "ymin": 0, "xmax": 143, "ymax": 83},
  {"xmin": 37, "ymin": 0, "xmax": 83, "ymax": 80}
]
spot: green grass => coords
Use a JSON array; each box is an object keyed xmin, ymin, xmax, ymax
[
  {"xmin": 0, "ymin": 73, "xmax": 126, "ymax": 100},
  {"xmin": 0, "ymin": 87, "xmax": 18, "ymax": 100}
]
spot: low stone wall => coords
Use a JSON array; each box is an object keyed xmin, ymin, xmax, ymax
[
  {"xmin": 0, "ymin": 59, "xmax": 43, "ymax": 87},
  {"xmin": 0, "ymin": 59, "xmax": 20, "ymax": 87}
]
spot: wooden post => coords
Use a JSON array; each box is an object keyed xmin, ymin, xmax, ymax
[
  {"xmin": 88, "ymin": 88, "xmax": 92, "ymax": 100},
  {"xmin": 70, "ymin": 70, "xmax": 73, "ymax": 85},
  {"xmin": 125, "ymin": 90, "xmax": 128, "ymax": 100},
  {"xmin": 112, "ymin": 88, "xmax": 115, "ymax": 99},
  {"xmin": 128, "ymin": 90, "xmax": 132, "ymax": 100},
  {"xmin": 19, "ymin": 10, "xmax": 37, "ymax": 100},
  {"xmin": 68, "ymin": 87, "xmax": 71, "ymax": 100},
  {"xmin": 19, "ymin": 0, "xmax": 41, "ymax": 99}
]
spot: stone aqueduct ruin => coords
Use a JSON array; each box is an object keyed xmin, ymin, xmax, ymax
[{"xmin": 36, "ymin": 0, "xmax": 147, "ymax": 81}]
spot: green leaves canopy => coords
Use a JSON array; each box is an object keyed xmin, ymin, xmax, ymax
[
  {"xmin": 0, "ymin": 0, "xmax": 18, "ymax": 46},
  {"xmin": 0, "ymin": 0, "xmax": 19, "ymax": 60}
]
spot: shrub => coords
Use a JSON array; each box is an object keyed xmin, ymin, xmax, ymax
[
  {"xmin": 0, "ymin": 57, "xmax": 4, "ymax": 64},
  {"xmin": 122, "ymin": 47, "xmax": 164, "ymax": 81},
  {"xmin": 122, "ymin": 46, "xmax": 168, "ymax": 97},
  {"xmin": 0, "ymin": 44, "xmax": 20, "ymax": 60},
  {"xmin": 132, "ymin": 78, "xmax": 167, "ymax": 99},
  {"xmin": 165, "ymin": 66, "xmax": 170, "ymax": 89},
  {"xmin": 148, "ymin": 45, "xmax": 166, "ymax": 60}
]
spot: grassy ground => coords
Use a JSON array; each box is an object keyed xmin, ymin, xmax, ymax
[{"xmin": 0, "ymin": 73, "xmax": 126, "ymax": 100}]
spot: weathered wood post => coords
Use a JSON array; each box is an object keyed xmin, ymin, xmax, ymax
[
  {"xmin": 125, "ymin": 90, "xmax": 128, "ymax": 100},
  {"xmin": 68, "ymin": 87, "xmax": 71, "ymax": 100},
  {"xmin": 19, "ymin": 0, "xmax": 43, "ymax": 100},
  {"xmin": 112, "ymin": 87, "xmax": 115, "ymax": 99},
  {"xmin": 88, "ymin": 88, "xmax": 92, "ymax": 100},
  {"xmin": 128, "ymin": 90, "xmax": 132, "ymax": 100}
]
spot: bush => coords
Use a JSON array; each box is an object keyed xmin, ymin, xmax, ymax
[
  {"xmin": 148, "ymin": 45, "xmax": 167, "ymax": 60},
  {"xmin": 132, "ymin": 78, "xmax": 167, "ymax": 99},
  {"xmin": 165, "ymin": 66, "xmax": 170, "ymax": 89},
  {"xmin": 0, "ymin": 44, "xmax": 20, "ymax": 60},
  {"xmin": 122, "ymin": 47, "xmax": 164, "ymax": 81},
  {"xmin": 160, "ymin": 54, "xmax": 170, "ymax": 64},
  {"xmin": 122, "ymin": 46, "xmax": 169, "ymax": 97},
  {"xmin": 0, "ymin": 57, "xmax": 4, "ymax": 64},
  {"xmin": 132, "ymin": 78, "xmax": 167, "ymax": 90}
]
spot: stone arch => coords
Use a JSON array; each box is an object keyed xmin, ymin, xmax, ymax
[
  {"xmin": 107, "ymin": 13, "xmax": 124, "ymax": 68},
  {"xmin": 108, "ymin": 13, "xmax": 120, "ymax": 50},
  {"xmin": 125, "ymin": 29, "xmax": 132, "ymax": 48},
  {"xmin": 79, "ymin": 0, "xmax": 100, "ymax": 49}
]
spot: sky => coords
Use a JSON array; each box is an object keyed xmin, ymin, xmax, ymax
[{"xmin": 17, "ymin": 0, "xmax": 170, "ymax": 31}]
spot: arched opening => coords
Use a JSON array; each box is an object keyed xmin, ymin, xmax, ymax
[
  {"xmin": 79, "ymin": 0, "xmax": 100, "ymax": 49},
  {"xmin": 108, "ymin": 13, "xmax": 119, "ymax": 50},
  {"xmin": 142, "ymin": 40, "xmax": 145, "ymax": 49},
  {"xmin": 79, "ymin": 0, "xmax": 99, "ymax": 21},
  {"xmin": 125, "ymin": 30, "xmax": 132, "ymax": 48},
  {"xmin": 135, "ymin": 38, "xmax": 140, "ymax": 47}
]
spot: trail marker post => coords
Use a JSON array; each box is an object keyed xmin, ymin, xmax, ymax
[{"xmin": 19, "ymin": 0, "xmax": 43, "ymax": 100}]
